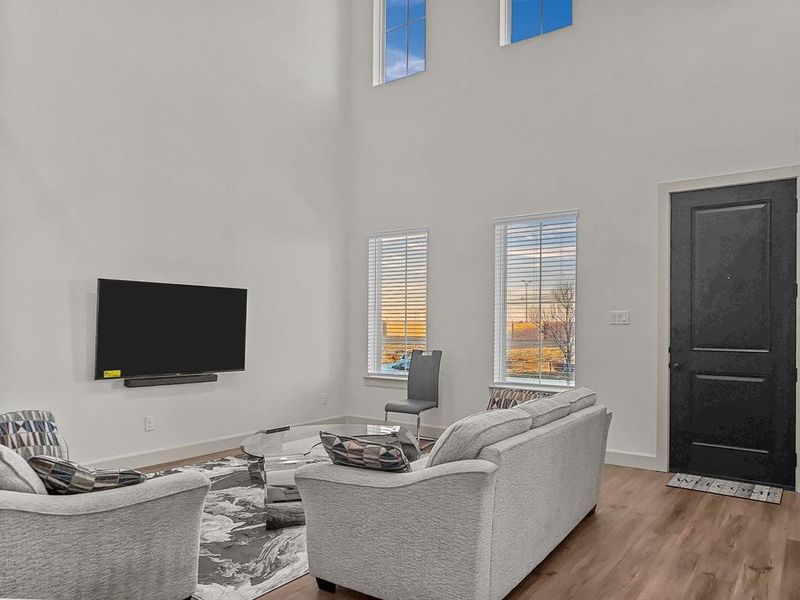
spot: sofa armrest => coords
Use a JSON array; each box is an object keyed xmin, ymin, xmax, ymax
[
  {"xmin": 0, "ymin": 470, "xmax": 209, "ymax": 514},
  {"xmin": 0, "ymin": 471, "xmax": 210, "ymax": 600},
  {"xmin": 295, "ymin": 460, "xmax": 498, "ymax": 600}
]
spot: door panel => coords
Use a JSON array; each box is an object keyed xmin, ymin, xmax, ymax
[
  {"xmin": 691, "ymin": 203, "xmax": 771, "ymax": 351},
  {"xmin": 691, "ymin": 373, "xmax": 771, "ymax": 450},
  {"xmin": 670, "ymin": 179, "xmax": 797, "ymax": 488}
]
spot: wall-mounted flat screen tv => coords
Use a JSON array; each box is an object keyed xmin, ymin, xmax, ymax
[{"xmin": 94, "ymin": 278, "xmax": 247, "ymax": 380}]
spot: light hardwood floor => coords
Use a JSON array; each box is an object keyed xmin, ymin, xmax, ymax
[{"xmin": 145, "ymin": 456, "xmax": 800, "ymax": 600}]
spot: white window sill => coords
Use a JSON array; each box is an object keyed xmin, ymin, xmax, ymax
[{"xmin": 363, "ymin": 374, "xmax": 408, "ymax": 388}]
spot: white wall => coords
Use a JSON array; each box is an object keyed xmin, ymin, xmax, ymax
[
  {"xmin": 343, "ymin": 0, "xmax": 800, "ymax": 462},
  {"xmin": 0, "ymin": 0, "xmax": 350, "ymax": 464},
  {"xmin": 3, "ymin": 1, "xmax": 799, "ymax": 468}
]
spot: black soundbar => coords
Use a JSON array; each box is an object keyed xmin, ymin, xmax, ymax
[{"xmin": 124, "ymin": 373, "xmax": 218, "ymax": 388}]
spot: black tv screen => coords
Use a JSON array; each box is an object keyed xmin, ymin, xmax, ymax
[{"xmin": 94, "ymin": 279, "xmax": 247, "ymax": 380}]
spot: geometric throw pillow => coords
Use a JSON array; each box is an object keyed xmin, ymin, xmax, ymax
[
  {"xmin": 486, "ymin": 387, "xmax": 554, "ymax": 410},
  {"xmin": 319, "ymin": 431, "xmax": 410, "ymax": 473},
  {"xmin": 27, "ymin": 455, "xmax": 146, "ymax": 495},
  {"xmin": 0, "ymin": 410, "xmax": 68, "ymax": 461}
]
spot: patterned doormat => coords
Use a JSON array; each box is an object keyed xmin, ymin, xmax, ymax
[
  {"xmin": 667, "ymin": 473, "xmax": 783, "ymax": 504},
  {"xmin": 155, "ymin": 455, "xmax": 308, "ymax": 600}
]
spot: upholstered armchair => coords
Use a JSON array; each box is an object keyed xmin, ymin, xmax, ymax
[{"xmin": 0, "ymin": 411, "xmax": 210, "ymax": 600}]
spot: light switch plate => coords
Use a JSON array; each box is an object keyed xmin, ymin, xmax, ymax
[{"xmin": 610, "ymin": 310, "xmax": 630, "ymax": 325}]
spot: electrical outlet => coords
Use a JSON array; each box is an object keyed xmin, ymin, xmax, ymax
[
  {"xmin": 144, "ymin": 416, "xmax": 156, "ymax": 432},
  {"xmin": 321, "ymin": 392, "xmax": 329, "ymax": 406},
  {"xmin": 610, "ymin": 310, "xmax": 630, "ymax": 325}
]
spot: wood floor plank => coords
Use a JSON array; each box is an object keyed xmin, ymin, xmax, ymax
[
  {"xmin": 730, "ymin": 500, "xmax": 788, "ymax": 599},
  {"xmin": 658, "ymin": 495, "xmax": 719, "ymax": 599},
  {"xmin": 778, "ymin": 539, "xmax": 800, "ymax": 600},
  {"xmin": 687, "ymin": 509, "xmax": 749, "ymax": 599},
  {"xmin": 787, "ymin": 491, "xmax": 800, "ymax": 542}
]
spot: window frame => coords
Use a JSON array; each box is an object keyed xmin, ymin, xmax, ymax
[
  {"xmin": 366, "ymin": 227, "xmax": 429, "ymax": 380},
  {"xmin": 499, "ymin": 0, "xmax": 513, "ymax": 47},
  {"xmin": 493, "ymin": 210, "xmax": 578, "ymax": 390},
  {"xmin": 373, "ymin": 0, "xmax": 426, "ymax": 86},
  {"xmin": 499, "ymin": 0, "xmax": 572, "ymax": 47}
]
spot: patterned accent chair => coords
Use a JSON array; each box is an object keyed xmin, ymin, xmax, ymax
[
  {"xmin": 0, "ymin": 410, "xmax": 211, "ymax": 600},
  {"xmin": 486, "ymin": 386, "xmax": 554, "ymax": 410}
]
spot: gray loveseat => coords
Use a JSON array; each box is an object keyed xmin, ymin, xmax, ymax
[{"xmin": 296, "ymin": 387, "xmax": 611, "ymax": 600}]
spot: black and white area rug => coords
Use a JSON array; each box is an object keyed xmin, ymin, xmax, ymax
[
  {"xmin": 156, "ymin": 455, "xmax": 308, "ymax": 600},
  {"xmin": 667, "ymin": 473, "xmax": 783, "ymax": 504}
]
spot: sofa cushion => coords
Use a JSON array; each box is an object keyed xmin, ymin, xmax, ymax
[
  {"xmin": 428, "ymin": 408, "xmax": 532, "ymax": 467},
  {"xmin": 319, "ymin": 432, "xmax": 410, "ymax": 472},
  {"xmin": 27, "ymin": 456, "xmax": 146, "ymax": 494},
  {"xmin": 516, "ymin": 395, "xmax": 571, "ymax": 428},
  {"xmin": 0, "ymin": 410, "xmax": 68, "ymax": 460},
  {"xmin": 0, "ymin": 444, "xmax": 47, "ymax": 494},
  {"xmin": 551, "ymin": 387, "xmax": 597, "ymax": 414}
]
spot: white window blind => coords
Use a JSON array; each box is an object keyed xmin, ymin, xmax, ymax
[
  {"xmin": 494, "ymin": 211, "xmax": 577, "ymax": 387},
  {"xmin": 368, "ymin": 229, "xmax": 428, "ymax": 376}
]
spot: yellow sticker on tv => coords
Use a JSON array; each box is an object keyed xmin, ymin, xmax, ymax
[{"xmin": 103, "ymin": 370, "xmax": 121, "ymax": 379}]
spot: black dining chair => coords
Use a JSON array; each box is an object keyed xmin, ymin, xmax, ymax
[{"xmin": 384, "ymin": 349, "xmax": 442, "ymax": 440}]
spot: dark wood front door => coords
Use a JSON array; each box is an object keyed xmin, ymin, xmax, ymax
[{"xmin": 670, "ymin": 179, "xmax": 797, "ymax": 488}]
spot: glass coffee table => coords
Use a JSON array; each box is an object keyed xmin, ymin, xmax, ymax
[{"xmin": 241, "ymin": 423, "xmax": 419, "ymax": 529}]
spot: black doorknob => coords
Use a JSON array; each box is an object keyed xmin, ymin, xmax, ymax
[{"xmin": 671, "ymin": 362, "xmax": 681, "ymax": 369}]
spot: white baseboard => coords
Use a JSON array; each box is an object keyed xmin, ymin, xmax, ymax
[
  {"xmin": 84, "ymin": 414, "xmax": 348, "ymax": 470},
  {"xmin": 85, "ymin": 415, "xmax": 659, "ymax": 473},
  {"xmin": 605, "ymin": 449, "xmax": 660, "ymax": 471},
  {"xmin": 350, "ymin": 416, "xmax": 660, "ymax": 471},
  {"xmin": 85, "ymin": 431, "xmax": 256, "ymax": 470},
  {"xmin": 351, "ymin": 416, "xmax": 659, "ymax": 470}
]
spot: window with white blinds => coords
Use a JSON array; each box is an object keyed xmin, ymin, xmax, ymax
[
  {"xmin": 494, "ymin": 212, "xmax": 577, "ymax": 387},
  {"xmin": 368, "ymin": 229, "xmax": 428, "ymax": 377}
]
